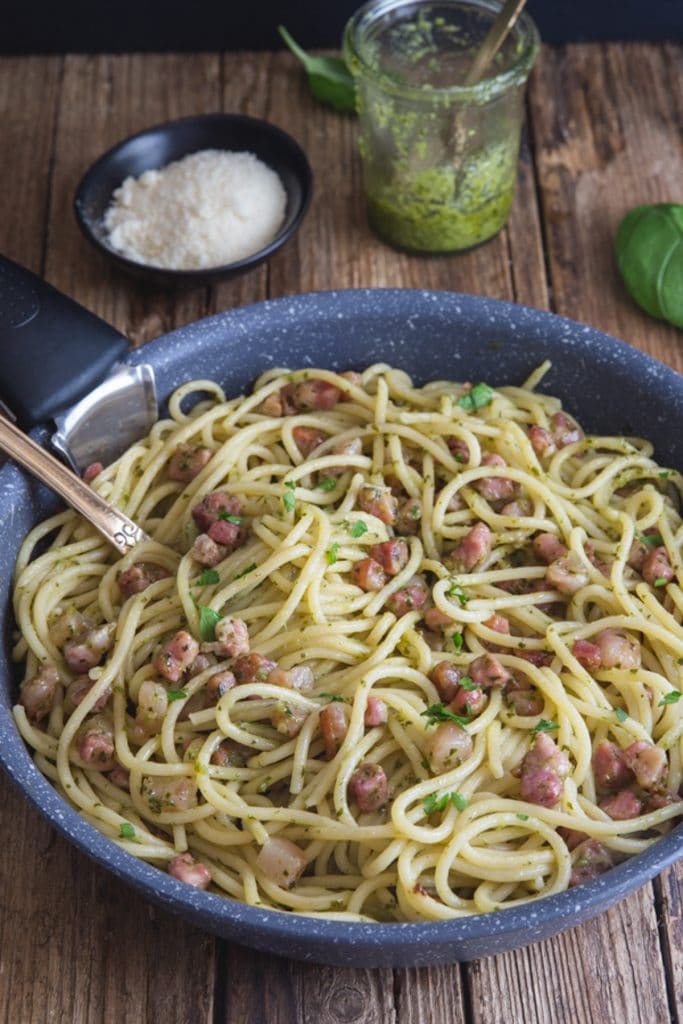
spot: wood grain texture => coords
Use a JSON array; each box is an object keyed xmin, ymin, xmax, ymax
[
  {"xmin": 0, "ymin": 56, "xmax": 62, "ymax": 270},
  {"xmin": 467, "ymin": 885, "xmax": 672, "ymax": 1024},
  {"xmin": 0, "ymin": 779, "xmax": 215, "ymax": 1024},
  {"xmin": 220, "ymin": 946, "xmax": 395, "ymax": 1024},
  {"xmin": 529, "ymin": 43, "xmax": 683, "ymax": 370},
  {"xmin": 655, "ymin": 865, "xmax": 683, "ymax": 1024},
  {"xmin": 394, "ymin": 965, "xmax": 467, "ymax": 1024},
  {"xmin": 0, "ymin": 42, "xmax": 681, "ymax": 1024}
]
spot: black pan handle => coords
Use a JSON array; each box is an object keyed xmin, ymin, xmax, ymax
[{"xmin": 0, "ymin": 254, "xmax": 128, "ymax": 428}]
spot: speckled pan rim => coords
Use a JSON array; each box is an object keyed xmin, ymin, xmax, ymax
[{"xmin": 1, "ymin": 288, "xmax": 681, "ymax": 966}]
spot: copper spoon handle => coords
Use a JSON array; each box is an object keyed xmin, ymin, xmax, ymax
[
  {"xmin": 0, "ymin": 415, "xmax": 149, "ymax": 554},
  {"xmin": 464, "ymin": 0, "xmax": 529, "ymax": 86}
]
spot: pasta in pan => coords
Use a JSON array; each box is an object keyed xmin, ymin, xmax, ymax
[{"xmin": 11, "ymin": 362, "xmax": 683, "ymax": 921}]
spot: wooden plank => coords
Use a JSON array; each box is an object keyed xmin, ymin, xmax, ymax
[
  {"xmin": 528, "ymin": 42, "xmax": 683, "ymax": 371},
  {"xmin": 506, "ymin": 115, "xmax": 550, "ymax": 311},
  {"xmin": 655, "ymin": 865, "xmax": 683, "ymax": 1024},
  {"xmin": 0, "ymin": 778, "xmax": 215, "ymax": 1024},
  {"xmin": 394, "ymin": 965, "xmax": 468, "ymax": 1024},
  {"xmin": 0, "ymin": 56, "xmax": 62, "ymax": 271},
  {"xmin": 220, "ymin": 945, "xmax": 394, "ymax": 1024},
  {"xmin": 467, "ymin": 886, "xmax": 671, "ymax": 1024}
]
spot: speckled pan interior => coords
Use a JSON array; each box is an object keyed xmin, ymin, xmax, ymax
[{"xmin": 1, "ymin": 289, "xmax": 681, "ymax": 967}]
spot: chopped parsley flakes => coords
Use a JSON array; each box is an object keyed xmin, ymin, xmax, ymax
[
  {"xmin": 420, "ymin": 703, "xmax": 470, "ymax": 727},
  {"xmin": 447, "ymin": 583, "xmax": 469, "ymax": 607},
  {"xmin": 350, "ymin": 520, "xmax": 368, "ymax": 539},
  {"xmin": 196, "ymin": 568, "xmax": 220, "ymax": 586},
  {"xmin": 318, "ymin": 477, "xmax": 337, "ymax": 492},
  {"xmin": 167, "ymin": 689, "xmax": 187, "ymax": 702},
  {"xmin": 639, "ymin": 532, "xmax": 663, "ymax": 547},
  {"xmin": 218, "ymin": 512, "xmax": 242, "ymax": 524},
  {"xmin": 422, "ymin": 791, "xmax": 468, "ymax": 815},
  {"xmin": 283, "ymin": 481, "xmax": 296, "ymax": 513},
  {"xmin": 199, "ymin": 605, "xmax": 221, "ymax": 641},
  {"xmin": 326, "ymin": 542, "xmax": 339, "ymax": 565},
  {"xmin": 534, "ymin": 719, "xmax": 559, "ymax": 734},
  {"xmin": 119, "ymin": 822, "xmax": 136, "ymax": 840}
]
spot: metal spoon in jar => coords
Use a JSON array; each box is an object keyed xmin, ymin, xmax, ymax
[
  {"xmin": 464, "ymin": 0, "xmax": 530, "ymax": 86},
  {"xmin": 451, "ymin": 0, "xmax": 529, "ymax": 187}
]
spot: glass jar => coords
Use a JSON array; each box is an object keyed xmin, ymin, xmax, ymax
[{"xmin": 343, "ymin": 0, "xmax": 540, "ymax": 253}]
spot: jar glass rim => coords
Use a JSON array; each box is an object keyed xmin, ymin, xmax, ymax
[{"xmin": 343, "ymin": 0, "xmax": 540, "ymax": 103}]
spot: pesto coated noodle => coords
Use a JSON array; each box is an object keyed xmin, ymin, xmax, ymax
[{"xmin": 12, "ymin": 363, "xmax": 683, "ymax": 921}]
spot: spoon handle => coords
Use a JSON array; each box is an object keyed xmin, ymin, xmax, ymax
[
  {"xmin": 0, "ymin": 414, "xmax": 148, "ymax": 555},
  {"xmin": 464, "ymin": 0, "xmax": 529, "ymax": 86}
]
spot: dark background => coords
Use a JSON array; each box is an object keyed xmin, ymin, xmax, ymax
[{"xmin": 3, "ymin": 0, "xmax": 682, "ymax": 53}]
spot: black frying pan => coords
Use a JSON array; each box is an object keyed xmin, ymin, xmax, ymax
[{"xmin": 1, "ymin": 274, "xmax": 681, "ymax": 966}]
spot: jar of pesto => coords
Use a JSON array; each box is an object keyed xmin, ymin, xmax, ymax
[{"xmin": 343, "ymin": 0, "xmax": 539, "ymax": 253}]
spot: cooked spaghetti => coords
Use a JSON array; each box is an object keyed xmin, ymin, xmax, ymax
[{"xmin": 11, "ymin": 363, "xmax": 683, "ymax": 921}]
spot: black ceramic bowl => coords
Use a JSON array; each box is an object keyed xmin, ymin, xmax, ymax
[
  {"xmin": 73, "ymin": 113, "xmax": 313, "ymax": 286},
  {"xmin": 1, "ymin": 290, "xmax": 681, "ymax": 967}
]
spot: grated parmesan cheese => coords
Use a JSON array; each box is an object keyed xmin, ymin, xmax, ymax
[{"xmin": 103, "ymin": 149, "xmax": 287, "ymax": 270}]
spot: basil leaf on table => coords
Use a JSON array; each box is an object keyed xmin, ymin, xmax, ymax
[
  {"xmin": 278, "ymin": 25, "xmax": 356, "ymax": 113},
  {"xmin": 615, "ymin": 203, "xmax": 683, "ymax": 329}
]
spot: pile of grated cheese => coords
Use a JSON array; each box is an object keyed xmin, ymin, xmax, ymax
[{"xmin": 103, "ymin": 149, "xmax": 287, "ymax": 270}]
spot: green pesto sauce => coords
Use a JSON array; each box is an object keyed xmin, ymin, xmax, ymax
[{"xmin": 365, "ymin": 140, "xmax": 517, "ymax": 253}]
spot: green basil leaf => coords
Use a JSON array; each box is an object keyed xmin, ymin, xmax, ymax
[
  {"xmin": 615, "ymin": 203, "xmax": 683, "ymax": 329},
  {"xmin": 278, "ymin": 25, "xmax": 356, "ymax": 113},
  {"xmin": 350, "ymin": 520, "xmax": 368, "ymax": 539},
  {"xmin": 119, "ymin": 822, "xmax": 136, "ymax": 840}
]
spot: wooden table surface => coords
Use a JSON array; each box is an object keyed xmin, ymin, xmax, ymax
[{"xmin": 1, "ymin": 43, "xmax": 682, "ymax": 1024}]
